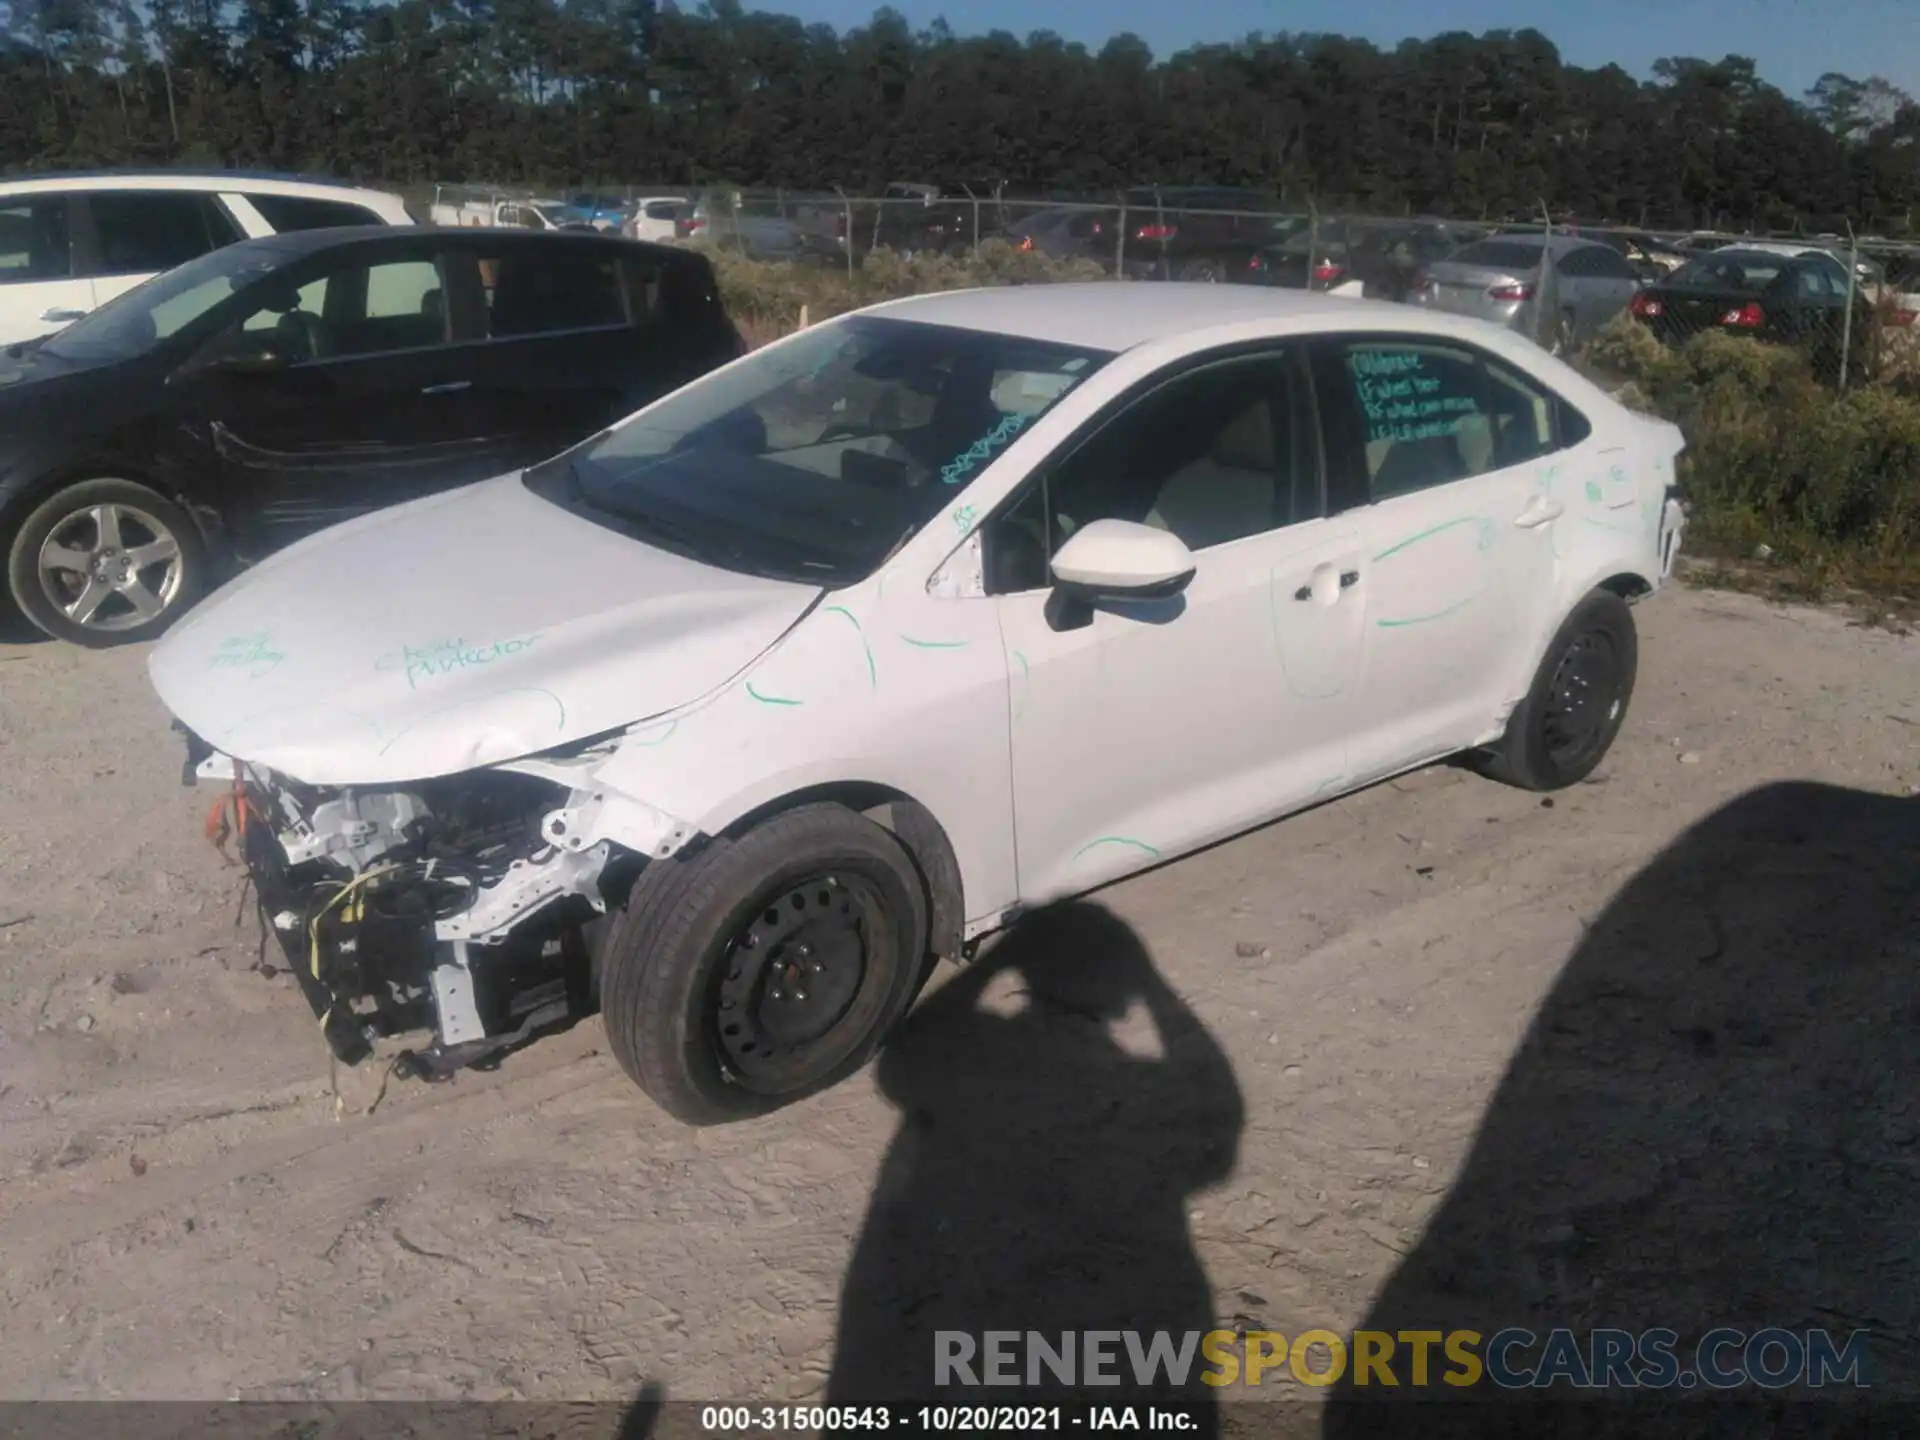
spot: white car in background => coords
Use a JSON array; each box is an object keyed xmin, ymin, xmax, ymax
[
  {"xmin": 150, "ymin": 284, "xmax": 1686, "ymax": 1125},
  {"xmin": 0, "ymin": 172, "xmax": 412, "ymax": 347},
  {"xmin": 620, "ymin": 195, "xmax": 688, "ymax": 243}
]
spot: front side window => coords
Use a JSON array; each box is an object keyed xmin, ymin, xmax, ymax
[
  {"xmin": 984, "ymin": 351, "xmax": 1322, "ymax": 594},
  {"xmin": 528, "ymin": 315, "xmax": 1110, "ymax": 584},
  {"xmin": 1327, "ymin": 339, "xmax": 1586, "ymax": 501},
  {"xmin": 0, "ymin": 197, "xmax": 72, "ymax": 283},
  {"xmin": 216, "ymin": 254, "xmax": 447, "ymax": 363},
  {"xmin": 84, "ymin": 191, "xmax": 239, "ymax": 277}
]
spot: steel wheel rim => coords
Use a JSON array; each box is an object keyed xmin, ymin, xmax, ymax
[
  {"xmin": 714, "ymin": 871, "xmax": 886, "ymax": 1091},
  {"xmin": 1542, "ymin": 630, "xmax": 1619, "ymax": 768},
  {"xmin": 37, "ymin": 500, "xmax": 184, "ymax": 633}
]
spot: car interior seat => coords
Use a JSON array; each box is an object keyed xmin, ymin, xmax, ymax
[
  {"xmin": 1143, "ymin": 398, "xmax": 1279, "ymax": 549},
  {"xmin": 272, "ymin": 308, "xmax": 331, "ymax": 362}
]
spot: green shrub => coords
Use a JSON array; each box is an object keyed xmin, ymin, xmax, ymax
[{"xmin": 1578, "ymin": 315, "xmax": 1920, "ymax": 591}]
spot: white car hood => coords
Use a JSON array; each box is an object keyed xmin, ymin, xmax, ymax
[{"xmin": 149, "ymin": 474, "xmax": 822, "ymax": 785}]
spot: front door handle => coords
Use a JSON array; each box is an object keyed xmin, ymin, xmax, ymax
[
  {"xmin": 420, "ymin": 380, "xmax": 472, "ymax": 395},
  {"xmin": 40, "ymin": 307, "xmax": 88, "ymax": 322},
  {"xmin": 1293, "ymin": 562, "xmax": 1352, "ymax": 604},
  {"xmin": 1515, "ymin": 496, "xmax": 1565, "ymax": 528}
]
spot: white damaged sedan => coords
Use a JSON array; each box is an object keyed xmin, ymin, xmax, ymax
[{"xmin": 149, "ymin": 283, "xmax": 1686, "ymax": 1123}]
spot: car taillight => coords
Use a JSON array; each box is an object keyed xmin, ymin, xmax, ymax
[
  {"xmin": 1630, "ymin": 292, "xmax": 1663, "ymax": 318},
  {"xmin": 1488, "ymin": 282, "xmax": 1534, "ymax": 302},
  {"xmin": 1246, "ymin": 252, "xmax": 1269, "ymax": 272},
  {"xmin": 1018, "ymin": 234, "xmax": 1033, "ymax": 251},
  {"xmin": 1135, "ymin": 223, "xmax": 1177, "ymax": 241},
  {"xmin": 1891, "ymin": 309, "xmax": 1918, "ymax": 328},
  {"xmin": 1721, "ymin": 302, "xmax": 1764, "ymax": 328},
  {"xmin": 1313, "ymin": 261, "xmax": 1346, "ymax": 284}
]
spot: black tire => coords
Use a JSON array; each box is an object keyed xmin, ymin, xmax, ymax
[
  {"xmin": 6, "ymin": 477, "xmax": 206, "ymax": 647},
  {"xmin": 599, "ymin": 803, "xmax": 930, "ymax": 1124},
  {"xmin": 1179, "ymin": 258, "xmax": 1223, "ymax": 283},
  {"xmin": 1473, "ymin": 589, "xmax": 1638, "ymax": 791}
]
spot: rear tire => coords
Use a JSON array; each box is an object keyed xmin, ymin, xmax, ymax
[
  {"xmin": 1472, "ymin": 589, "xmax": 1638, "ymax": 791},
  {"xmin": 6, "ymin": 477, "xmax": 206, "ymax": 647},
  {"xmin": 1179, "ymin": 258, "xmax": 1223, "ymax": 283},
  {"xmin": 598, "ymin": 803, "xmax": 930, "ymax": 1125}
]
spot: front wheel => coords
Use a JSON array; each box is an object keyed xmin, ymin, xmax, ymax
[
  {"xmin": 598, "ymin": 803, "xmax": 930, "ymax": 1124},
  {"xmin": 1472, "ymin": 589, "xmax": 1638, "ymax": 791},
  {"xmin": 6, "ymin": 477, "xmax": 207, "ymax": 647}
]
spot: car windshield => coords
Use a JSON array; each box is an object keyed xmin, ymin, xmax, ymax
[
  {"xmin": 39, "ymin": 242, "xmax": 283, "ymax": 364},
  {"xmin": 527, "ymin": 315, "xmax": 1112, "ymax": 584},
  {"xmin": 1670, "ymin": 252, "xmax": 1789, "ymax": 290}
]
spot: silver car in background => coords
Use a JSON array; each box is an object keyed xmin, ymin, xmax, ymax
[{"xmin": 1409, "ymin": 232, "xmax": 1643, "ymax": 351}]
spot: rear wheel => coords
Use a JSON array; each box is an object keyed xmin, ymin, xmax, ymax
[
  {"xmin": 1472, "ymin": 589, "xmax": 1638, "ymax": 791},
  {"xmin": 1179, "ymin": 258, "xmax": 1224, "ymax": 283},
  {"xmin": 598, "ymin": 803, "xmax": 930, "ymax": 1124},
  {"xmin": 6, "ymin": 477, "xmax": 206, "ymax": 647}
]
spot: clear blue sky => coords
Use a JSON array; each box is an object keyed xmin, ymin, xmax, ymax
[{"xmin": 757, "ymin": 0, "xmax": 1917, "ymax": 101}]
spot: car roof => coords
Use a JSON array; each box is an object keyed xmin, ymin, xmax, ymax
[
  {"xmin": 0, "ymin": 169, "xmax": 401, "ymax": 203},
  {"xmin": 1698, "ymin": 247, "xmax": 1814, "ymax": 267},
  {"xmin": 218, "ymin": 224, "xmax": 697, "ymax": 263},
  {"xmin": 859, "ymin": 282, "xmax": 1488, "ymax": 353}
]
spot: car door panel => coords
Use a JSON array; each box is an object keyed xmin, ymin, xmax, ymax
[
  {"xmin": 200, "ymin": 350, "xmax": 504, "ymax": 554},
  {"xmin": 1315, "ymin": 335, "xmax": 1559, "ymax": 781},
  {"xmin": 999, "ymin": 518, "xmax": 1365, "ymax": 903},
  {"xmin": 176, "ymin": 242, "xmax": 509, "ymax": 556},
  {"xmin": 988, "ymin": 347, "xmax": 1366, "ymax": 903},
  {"xmin": 0, "ymin": 194, "xmax": 94, "ymax": 345}
]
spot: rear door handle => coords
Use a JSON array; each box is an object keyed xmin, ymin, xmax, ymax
[
  {"xmin": 421, "ymin": 380, "xmax": 472, "ymax": 395},
  {"xmin": 40, "ymin": 307, "xmax": 87, "ymax": 322},
  {"xmin": 1515, "ymin": 497, "xmax": 1565, "ymax": 528}
]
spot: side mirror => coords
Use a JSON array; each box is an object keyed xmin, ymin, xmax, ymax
[{"xmin": 1045, "ymin": 519, "xmax": 1196, "ymax": 632}]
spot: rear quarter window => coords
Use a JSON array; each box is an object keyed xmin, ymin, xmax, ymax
[{"xmin": 246, "ymin": 194, "xmax": 386, "ymax": 232}]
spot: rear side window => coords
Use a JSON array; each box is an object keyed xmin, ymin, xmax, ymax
[
  {"xmin": 641, "ymin": 200, "xmax": 683, "ymax": 221},
  {"xmin": 1576, "ymin": 246, "xmax": 1639, "ymax": 280},
  {"xmin": 480, "ymin": 247, "xmax": 627, "ymax": 336},
  {"xmin": 0, "ymin": 197, "xmax": 72, "ymax": 282},
  {"xmin": 84, "ymin": 191, "xmax": 239, "ymax": 277},
  {"xmin": 1320, "ymin": 339, "xmax": 1589, "ymax": 502},
  {"xmin": 1450, "ymin": 239, "xmax": 1545, "ymax": 270},
  {"xmin": 245, "ymin": 193, "xmax": 385, "ymax": 233}
]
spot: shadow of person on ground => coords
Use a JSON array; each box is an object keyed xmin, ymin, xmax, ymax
[
  {"xmin": 1323, "ymin": 781, "xmax": 1920, "ymax": 1438},
  {"xmin": 825, "ymin": 900, "xmax": 1244, "ymax": 1426}
]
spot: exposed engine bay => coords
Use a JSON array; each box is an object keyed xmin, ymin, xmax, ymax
[{"xmin": 177, "ymin": 724, "xmax": 647, "ymax": 1078}]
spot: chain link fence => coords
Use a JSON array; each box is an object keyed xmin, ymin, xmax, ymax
[{"xmin": 422, "ymin": 180, "xmax": 1920, "ymax": 389}]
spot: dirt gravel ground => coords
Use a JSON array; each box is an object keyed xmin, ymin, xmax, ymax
[{"xmin": 0, "ymin": 577, "xmax": 1915, "ymax": 1417}]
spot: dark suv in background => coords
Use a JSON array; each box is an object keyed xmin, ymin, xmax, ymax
[{"xmin": 0, "ymin": 227, "xmax": 743, "ymax": 646}]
